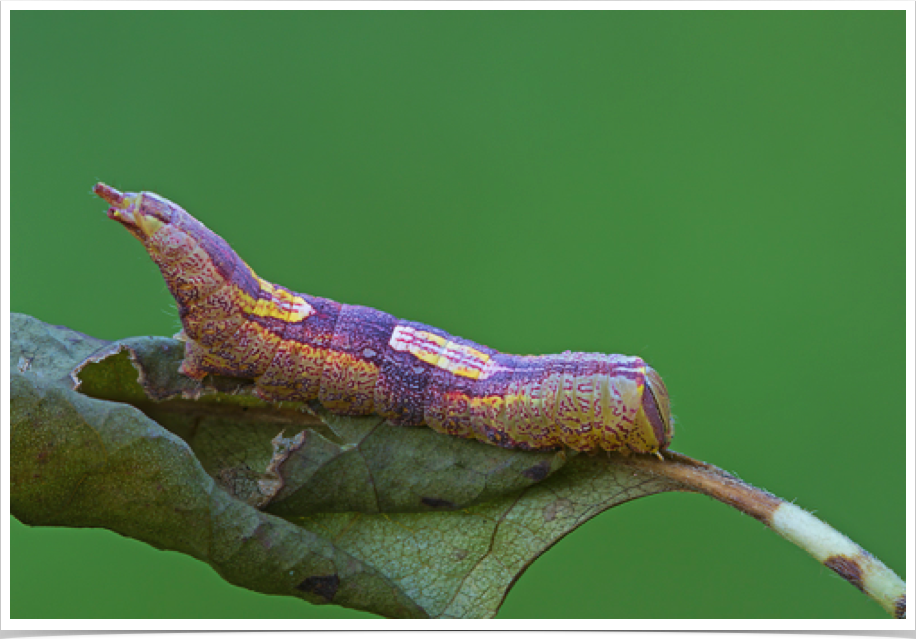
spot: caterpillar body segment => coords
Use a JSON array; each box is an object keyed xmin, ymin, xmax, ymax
[{"xmin": 95, "ymin": 183, "xmax": 673, "ymax": 455}]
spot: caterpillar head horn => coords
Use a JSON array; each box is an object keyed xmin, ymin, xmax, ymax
[{"xmin": 94, "ymin": 183, "xmax": 174, "ymax": 242}]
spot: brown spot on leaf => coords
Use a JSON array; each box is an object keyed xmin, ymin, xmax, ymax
[
  {"xmin": 543, "ymin": 498, "xmax": 573, "ymax": 522},
  {"xmin": 296, "ymin": 574, "xmax": 340, "ymax": 602},
  {"xmin": 894, "ymin": 595, "xmax": 905, "ymax": 619},
  {"xmin": 36, "ymin": 444, "xmax": 54, "ymax": 464},
  {"xmin": 824, "ymin": 555, "xmax": 865, "ymax": 592},
  {"xmin": 522, "ymin": 459, "xmax": 552, "ymax": 482},
  {"xmin": 421, "ymin": 496, "xmax": 457, "ymax": 510},
  {"xmin": 453, "ymin": 549, "xmax": 469, "ymax": 561}
]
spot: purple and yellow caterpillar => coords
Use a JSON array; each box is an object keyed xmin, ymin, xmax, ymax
[{"xmin": 95, "ymin": 183, "xmax": 673, "ymax": 456}]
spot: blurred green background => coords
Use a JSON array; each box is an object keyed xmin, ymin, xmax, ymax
[{"xmin": 10, "ymin": 10, "xmax": 904, "ymax": 619}]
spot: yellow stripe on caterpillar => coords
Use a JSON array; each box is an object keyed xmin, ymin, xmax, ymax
[
  {"xmin": 389, "ymin": 325, "xmax": 491, "ymax": 379},
  {"xmin": 233, "ymin": 271, "xmax": 315, "ymax": 322}
]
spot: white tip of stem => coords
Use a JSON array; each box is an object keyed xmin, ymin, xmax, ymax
[{"xmin": 771, "ymin": 502, "xmax": 905, "ymax": 618}]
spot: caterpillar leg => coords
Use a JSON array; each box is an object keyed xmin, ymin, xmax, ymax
[{"xmin": 178, "ymin": 340, "xmax": 212, "ymax": 380}]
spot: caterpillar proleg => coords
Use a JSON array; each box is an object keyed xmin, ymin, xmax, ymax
[{"xmin": 95, "ymin": 183, "xmax": 673, "ymax": 455}]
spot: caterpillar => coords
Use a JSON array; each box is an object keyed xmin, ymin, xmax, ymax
[{"xmin": 94, "ymin": 183, "xmax": 673, "ymax": 456}]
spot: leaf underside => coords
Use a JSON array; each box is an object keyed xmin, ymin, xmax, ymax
[{"xmin": 10, "ymin": 313, "xmax": 684, "ymax": 619}]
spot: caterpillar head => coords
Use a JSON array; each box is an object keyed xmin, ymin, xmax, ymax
[
  {"xmin": 634, "ymin": 366, "xmax": 674, "ymax": 454},
  {"xmin": 95, "ymin": 182, "xmax": 229, "ymax": 303},
  {"xmin": 95, "ymin": 183, "xmax": 176, "ymax": 245}
]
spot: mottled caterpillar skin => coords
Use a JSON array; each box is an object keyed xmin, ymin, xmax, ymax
[{"xmin": 95, "ymin": 183, "xmax": 673, "ymax": 455}]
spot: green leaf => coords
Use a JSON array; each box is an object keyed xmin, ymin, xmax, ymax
[
  {"xmin": 10, "ymin": 312, "xmax": 906, "ymax": 618},
  {"xmin": 8, "ymin": 312, "xmax": 687, "ymax": 618}
]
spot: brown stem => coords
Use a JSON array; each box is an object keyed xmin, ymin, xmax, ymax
[{"xmin": 614, "ymin": 450, "xmax": 906, "ymax": 619}]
